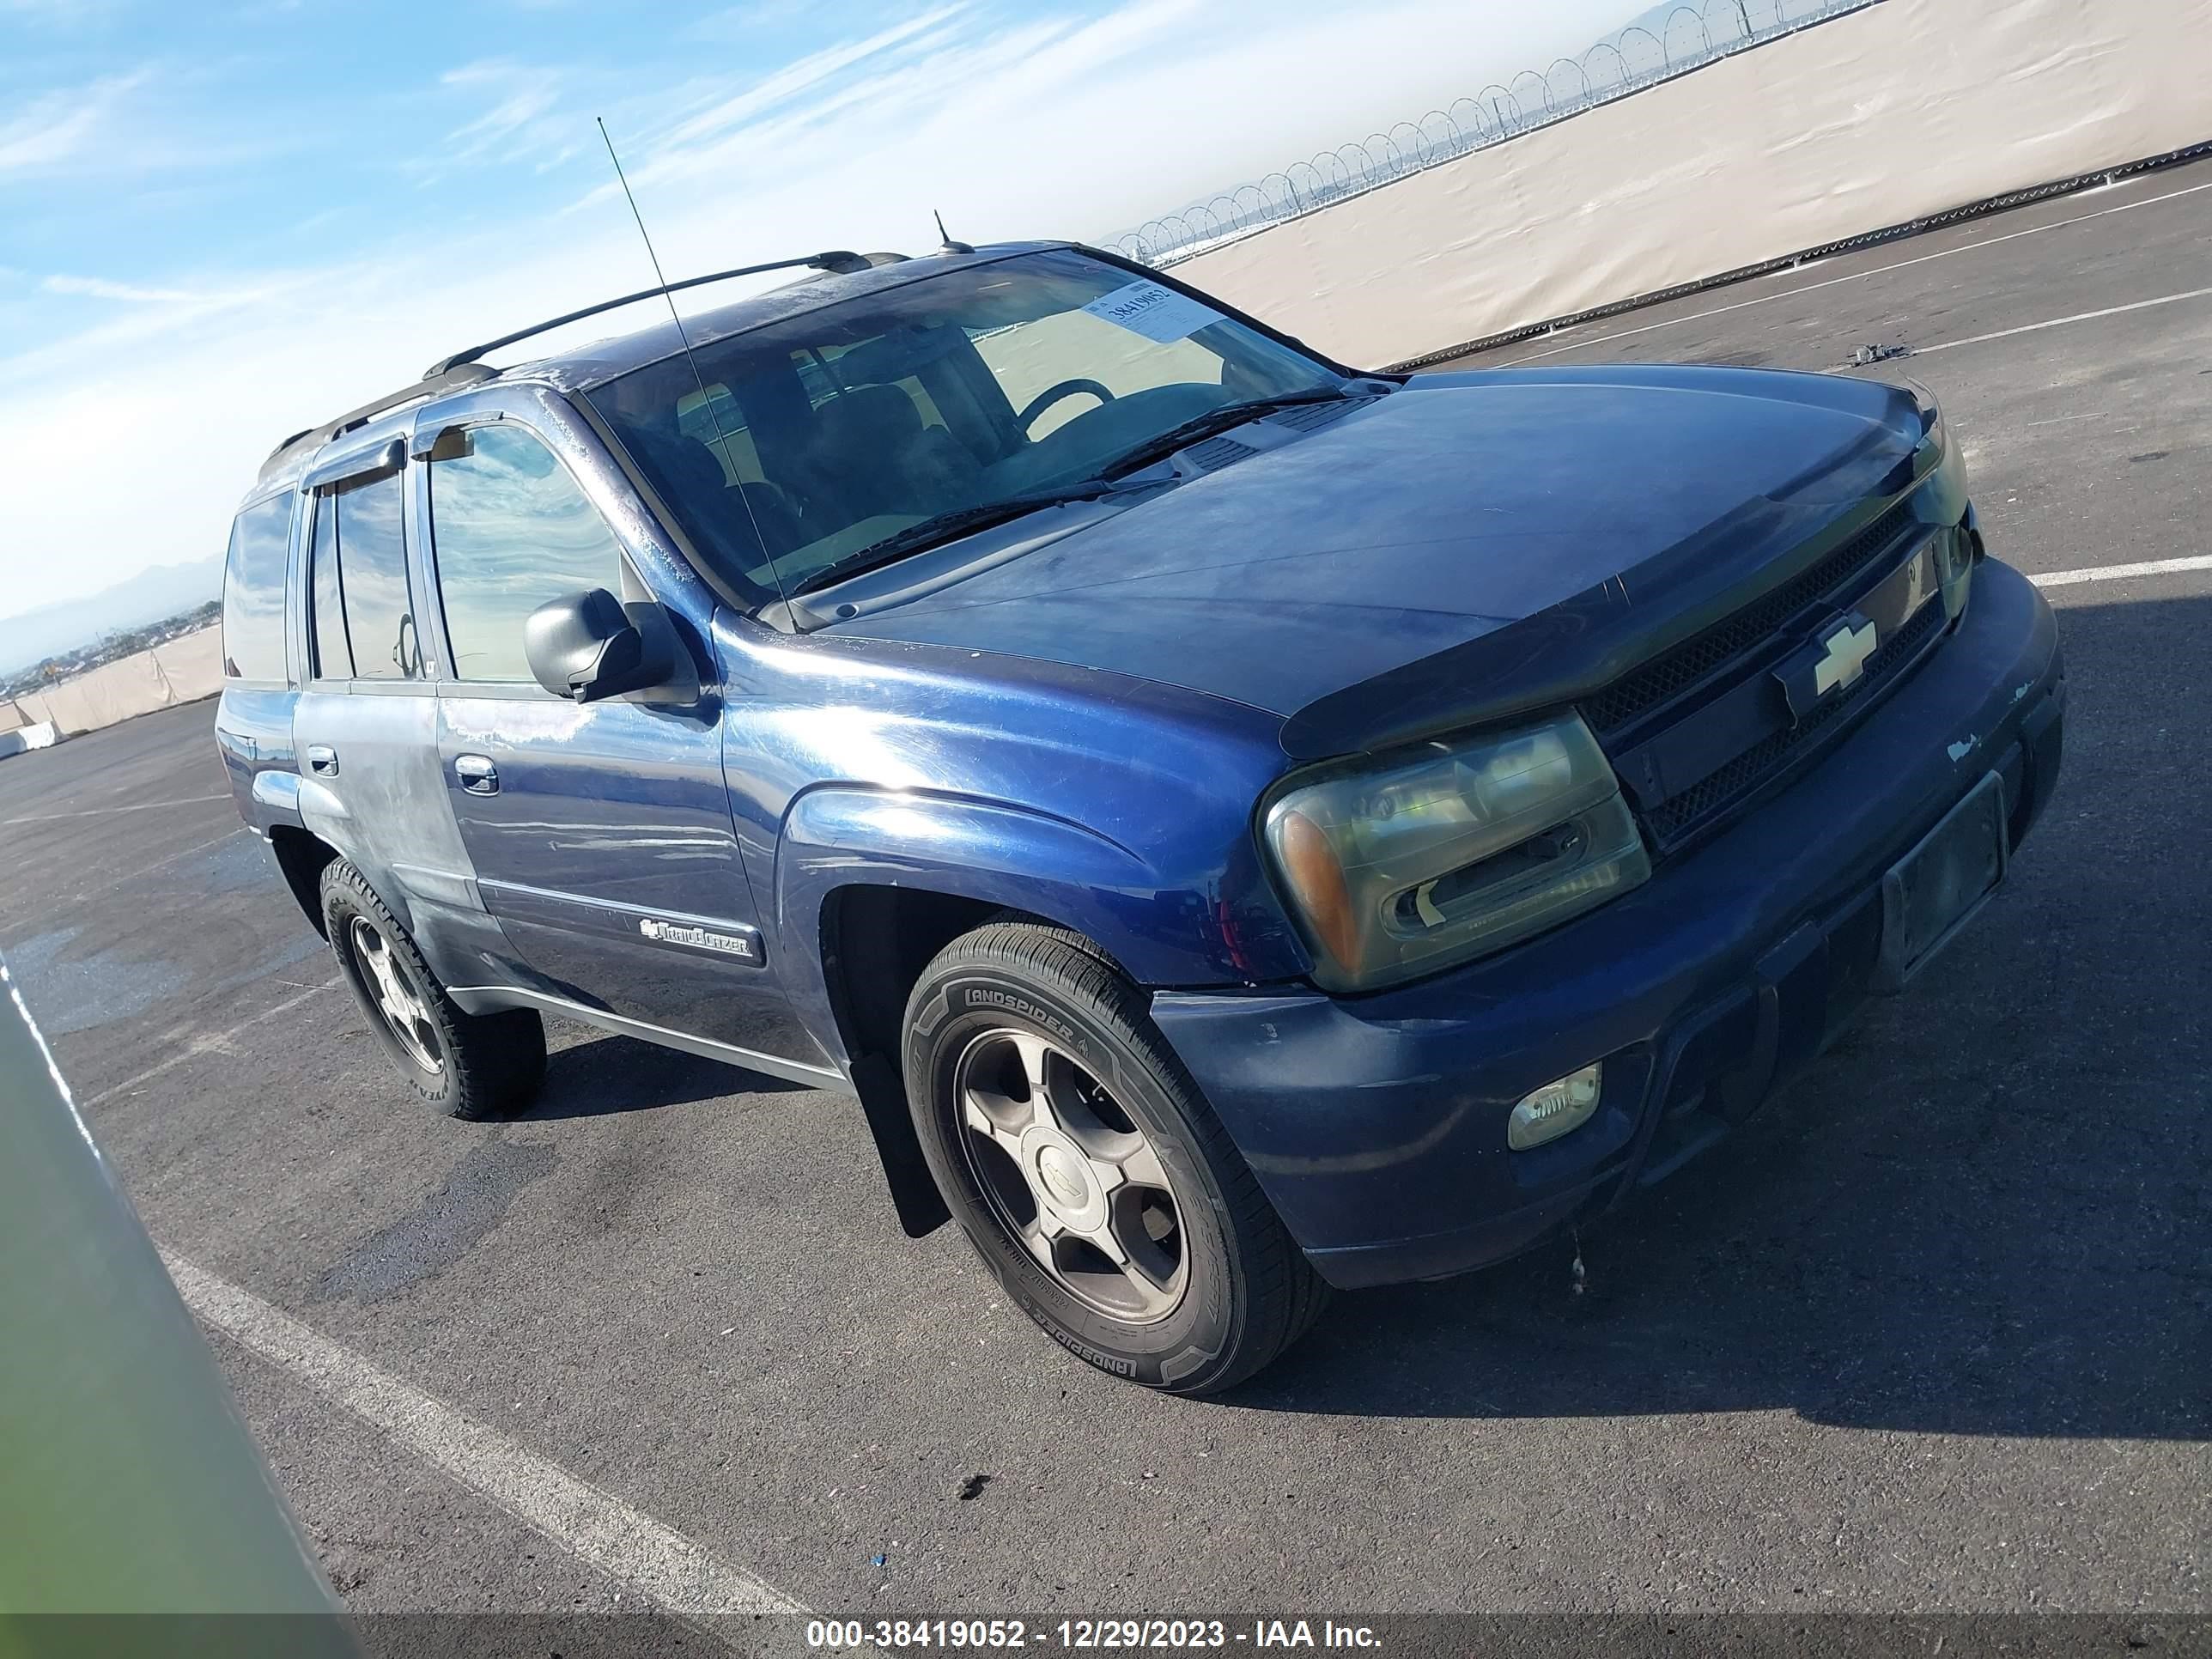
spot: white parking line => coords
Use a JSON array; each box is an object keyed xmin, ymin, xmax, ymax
[
  {"xmin": 1498, "ymin": 174, "xmax": 2212, "ymax": 365},
  {"xmin": 4, "ymin": 792, "xmax": 230, "ymax": 825},
  {"xmin": 161, "ymin": 1250, "xmax": 807, "ymax": 1619},
  {"xmin": 131, "ymin": 824, "xmax": 250, "ymax": 884},
  {"xmin": 1911, "ymin": 285, "xmax": 2212, "ymax": 356},
  {"xmin": 2030, "ymin": 554, "xmax": 2212, "ymax": 589},
  {"xmin": 85, "ymin": 978, "xmax": 342, "ymax": 1106}
]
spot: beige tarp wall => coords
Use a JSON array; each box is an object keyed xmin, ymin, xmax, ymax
[
  {"xmin": 151, "ymin": 626, "xmax": 224, "ymax": 704},
  {"xmin": 34, "ymin": 652, "xmax": 170, "ymax": 737},
  {"xmin": 12, "ymin": 624, "xmax": 224, "ymax": 738},
  {"xmin": 1171, "ymin": 0, "xmax": 2212, "ymax": 368}
]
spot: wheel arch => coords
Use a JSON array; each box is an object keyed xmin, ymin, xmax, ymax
[
  {"xmin": 813, "ymin": 881, "xmax": 1146, "ymax": 1242},
  {"xmin": 266, "ymin": 823, "xmax": 425, "ymax": 952},
  {"xmin": 267, "ymin": 824, "xmax": 343, "ymax": 939},
  {"xmin": 777, "ymin": 786, "xmax": 1182, "ymax": 986},
  {"xmin": 783, "ymin": 787, "xmax": 1173, "ymax": 1239}
]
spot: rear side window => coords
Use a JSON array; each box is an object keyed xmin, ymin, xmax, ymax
[
  {"xmin": 307, "ymin": 497, "xmax": 352, "ymax": 680},
  {"xmin": 428, "ymin": 426, "xmax": 624, "ymax": 682},
  {"xmin": 331, "ymin": 472, "xmax": 421, "ymax": 680},
  {"xmin": 221, "ymin": 495, "xmax": 294, "ymax": 681}
]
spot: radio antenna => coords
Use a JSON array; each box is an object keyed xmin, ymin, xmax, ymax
[
  {"xmin": 596, "ymin": 117, "xmax": 793, "ymax": 617},
  {"xmin": 934, "ymin": 209, "xmax": 973, "ymax": 255}
]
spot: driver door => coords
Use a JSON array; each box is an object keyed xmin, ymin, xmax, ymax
[{"xmin": 414, "ymin": 394, "xmax": 821, "ymax": 1068}]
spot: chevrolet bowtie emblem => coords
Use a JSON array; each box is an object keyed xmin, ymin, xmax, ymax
[
  {"xmin": 1813, "ymin": 615, "xmax": 1879, "ymax": 695},
  {"xmin": 1776, "ymin": 611, "xmax": 1880, "ymax": 721}
]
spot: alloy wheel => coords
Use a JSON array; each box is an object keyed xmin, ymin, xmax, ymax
[
  {"xmin": 348, "ymin": 916, "xmax": 444, "ymax": 1075},
  {"xmin": 952, "ymin": 1027, "xmax": 1188, "ymax": 1323}
]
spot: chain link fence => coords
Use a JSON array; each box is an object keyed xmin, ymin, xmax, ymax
[{"xmin": 1111, "ymin": 0, "xmax": 1878, "ymax": 267}]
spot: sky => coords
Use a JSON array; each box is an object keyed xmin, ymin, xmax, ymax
[{"xmin": 0, "ymin": 0, "xmax": 1633, "ymax": 622}]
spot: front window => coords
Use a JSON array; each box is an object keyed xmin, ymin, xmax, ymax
[
  {"xmin": 427, "ymin": 425, "xmax": 626, "ymax": 682},
  {"xmin": 585, "ymin": 250, "xmax": 1340, "ymax": 603}
]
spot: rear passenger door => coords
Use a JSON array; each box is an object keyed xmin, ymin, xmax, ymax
[
  {"xmin": 416, "ymin": 392, "xmax": 818, "ymax": 1067},
  {"xmin": 291, "ymin": 433, "xmax": 499, "ymax": 982}
]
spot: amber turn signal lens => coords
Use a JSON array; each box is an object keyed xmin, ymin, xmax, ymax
[{"xmin": 1274, "ymin": 807, "xmax": 1361, "ymax": 970}]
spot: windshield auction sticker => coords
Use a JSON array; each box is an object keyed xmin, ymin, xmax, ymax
[{"xmin": 1079, "ymin": 280, "xmax": 1225, "ymax": 343}]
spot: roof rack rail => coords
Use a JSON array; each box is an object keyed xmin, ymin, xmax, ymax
[
  {"xmin": 262, "ymin": 362, "xmax": 499, "ymax": 470},
  {"xmin": 421, "ymin": 250, "xmax": 868, "ymax": 380}
]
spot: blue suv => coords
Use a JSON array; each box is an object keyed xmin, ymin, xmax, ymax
[{"xmin": 217, "ymin": 243, "xmax": 2064, "ymax": 1392}]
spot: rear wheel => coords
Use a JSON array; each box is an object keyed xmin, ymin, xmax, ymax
[
  {"xmin": 319, "ymin": 860, "xmax": 544, "ymax": 1121},
  {"xmin": 903, "ymin": 921, "xmax": 1328, "ymax": 1394}
]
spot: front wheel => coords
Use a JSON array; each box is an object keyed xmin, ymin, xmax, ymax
[{"xmin": 902, "ymin": 921, "xmax": 1327, "ymax": 1394}]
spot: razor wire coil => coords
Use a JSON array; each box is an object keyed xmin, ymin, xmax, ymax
[{"xmin": 1109, "ymin": 0, "xmax": 1875, "ymax": 267}]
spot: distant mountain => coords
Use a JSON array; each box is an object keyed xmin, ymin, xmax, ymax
[{"xmin": 0, "ymin": 556, "xmax": 223, "ymax": 677}]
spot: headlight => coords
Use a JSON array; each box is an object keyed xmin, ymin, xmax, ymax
[
  {"xmin": 1261, "ymin": 713, "xmax": 1651, "ymax": 992},
  {"xmin": 1905, "ymin": 381, "xmax": 1974, "ymax": 619},
  {"xmin": 1915, "ymin": 401, "xmax": 1968, "ymax": 523}
]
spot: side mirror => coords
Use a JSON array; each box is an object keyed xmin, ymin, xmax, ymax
[{"xmin": 522, "ymin": 588, "xmax": 675, "ymax": 702}]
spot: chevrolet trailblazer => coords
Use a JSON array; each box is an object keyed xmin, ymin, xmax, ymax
[{"xmin": 216, "ymin": 243, "xmax": 2063, "ymax": 1392}]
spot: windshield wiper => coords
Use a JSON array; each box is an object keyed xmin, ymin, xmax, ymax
[
  {"xmin": 1096, "ymin": 385, "xmax": 1363, "ymax": 480},
  {"xmin": 789, "ymin": 479, "xmax": 1123, "ymax": 596}
]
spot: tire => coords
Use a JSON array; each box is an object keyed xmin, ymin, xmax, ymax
[
  {"xmin": 902, "ymin": 921, "xmax": 1328, "ymax": 1395},
  {"xmin": 319, "ymin": 859, "xmax": 546, "ymax": 1121}
]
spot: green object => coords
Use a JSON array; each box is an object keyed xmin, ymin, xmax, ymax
[{"xmin": 0, "ymin": 957, "xmax": 356, "ymax": 1657}]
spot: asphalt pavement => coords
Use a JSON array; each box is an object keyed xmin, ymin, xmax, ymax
[{"xmin": 3, "ymin": 156, "xmax": 2208, "ymax": 1636}]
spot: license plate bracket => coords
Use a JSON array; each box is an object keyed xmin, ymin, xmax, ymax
[{"xmin": 1872, "ymin": 770, "xmax": 2008, "ymax": 994}]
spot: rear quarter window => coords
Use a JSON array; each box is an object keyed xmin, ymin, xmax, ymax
[
  {"xmin": 222, "ymin": 495, "xmax": 295, "ymax": 681},
  {"xmin": 307, "ymin": 496, "xmax": 352, "ymax": 680}
]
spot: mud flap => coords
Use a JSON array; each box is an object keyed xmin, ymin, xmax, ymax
[{"xmin": 848, "ymin": 1051, "xmax": 950, "ymax": 1237}]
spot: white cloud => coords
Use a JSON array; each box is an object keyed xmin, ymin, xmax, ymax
[
  {"xmin": 42, "ymin": 274, "xmax": 201, "ymax": 303},
  {"xmin": 444, "ymin": 59, "xmax": 558, "ymax": 112},
  {"xmin": 683, "ymin": 0, "xmax": 817, "ymax": 38},
  {"xmin": 0, "ymin": 0, "xmax": 115, "ymax": 16},
  {"xmin": 0, "ymin": 73, "xmax": 148, "ymax": 175},
  {"xmin": 651, "ymin": 9, "xmax": 967, "ymax": 154},
  {"xmin": 409, "ymin": 60, "xmax": 575, "ymax": 179}
]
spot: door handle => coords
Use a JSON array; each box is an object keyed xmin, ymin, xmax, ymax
[
  {"xmin": 305, "ymin": 744, "xmax": 338, "ymax": 777},
  {"xmin": 454, "ymin": 754, "xmax": 499, "ymax": 795}
]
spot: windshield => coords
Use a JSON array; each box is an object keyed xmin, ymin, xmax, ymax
[{"xmin": 584, "ymin": 249, "xmax": 1341, "ymax": 603}]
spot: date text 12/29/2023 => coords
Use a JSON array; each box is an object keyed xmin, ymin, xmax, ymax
[{"xmin": 805, "ymin": 1620, "xmax": 1383, "ymax": 1650}]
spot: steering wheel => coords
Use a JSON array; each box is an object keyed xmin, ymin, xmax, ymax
[{"xmin": 1017, "ymin": 379, "xmax": 1115, "ymax": 431}]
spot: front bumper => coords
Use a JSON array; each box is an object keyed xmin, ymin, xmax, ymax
[{"xmin": 1152, "ymin": 558, "xmax": 2065, "ymax": 1290}]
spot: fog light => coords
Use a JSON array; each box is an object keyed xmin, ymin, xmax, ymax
[{"xmin": 1507, "ymin": 1063, "xmax": 1602, "ymax": 1151}]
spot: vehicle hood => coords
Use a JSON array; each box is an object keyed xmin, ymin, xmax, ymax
[{"xmin": 821, "ymin": 366, "xmax": 1929, "ymax": 744}]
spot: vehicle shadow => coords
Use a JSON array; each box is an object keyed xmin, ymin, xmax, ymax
[
  {"xmin": 1244, "ymin": 1000, "xmax": 2210, "ymax": 1439},
  {"xmin": 1236, "ymin": 590, "xmax": 2211, "ymax": 1440},
  {"xmin": 521, "ymin": 1033, "xmax": 810, "ymax": 1120}
]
